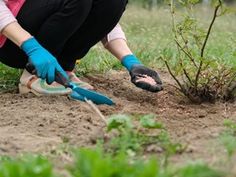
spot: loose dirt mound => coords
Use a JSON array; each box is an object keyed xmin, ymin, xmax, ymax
[{"xmin": 0, "ymin": 70, "xmax": 236, "ymax": 163}]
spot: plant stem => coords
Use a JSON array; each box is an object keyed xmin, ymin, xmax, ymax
[
  {"xmin": 201, "ymin": 1, "xmax": 222, "ymax": 58},
  {"xmin": 170, "ymin": 1, "xmax": 195, "ymax": 87},
  {"xmin": 195, "ymin": 0, "xmax": 222, "ymax": 90},
  {"xmin": 175, "ymin": 39, "xmax": 198, "ymax": 68},
  {"xmin": 163, "ymin": 59, "xmax": 185, "ymax": 93}
]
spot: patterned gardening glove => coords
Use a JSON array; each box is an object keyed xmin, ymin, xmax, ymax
[
  {"xmin": 130, "ymin": 65, "xmax": 163, "ymax": 92},
  {"xmin": 122, "ymin": 55, "xmax": 163, "ymax": 92}
]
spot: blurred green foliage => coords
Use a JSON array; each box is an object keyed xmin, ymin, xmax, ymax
[
  {"xmin": 0, "ymin": 155, "xmax": 54, "ymax": 177},
  {"xmin": 220, "ymin": 120, "xmax": 236, "ymax": 157},
  {"xmin": 68, "ymin": 148, "xmax": 223, "ymax": 177}
]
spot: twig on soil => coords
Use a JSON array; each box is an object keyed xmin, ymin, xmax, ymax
[{"xmin": 85, "ymin": 98, "xmax": 107, "ymax": 125}]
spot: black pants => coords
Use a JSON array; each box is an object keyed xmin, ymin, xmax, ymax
[{"xmin": 0, "ymin": 0, "xmax": 127, "ymax": 71}]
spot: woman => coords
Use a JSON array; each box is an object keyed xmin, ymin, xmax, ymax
[{"xmin": 0, "ymin": 0, "xmax": 162, "ymax": 96}]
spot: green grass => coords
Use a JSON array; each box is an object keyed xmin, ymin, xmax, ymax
[
  {"xmin": 0, "ymin": 64, "xmax": 21, "ymax": 92},
  {"xmin": 81, "ymin": 4, "xmax": 236, "ymax": 69}
]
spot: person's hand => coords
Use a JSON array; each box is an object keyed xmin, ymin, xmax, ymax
[
  {"xmin": 121, "ymin": 54, "xmax": 163, "ymax": 92},
  {"xmin": 130, "ymin": 65, "xmax": 163, "ymax": 92},
  {"xmin": 21, "ymin": 37, "xmax": 68, "ymax": 84}
]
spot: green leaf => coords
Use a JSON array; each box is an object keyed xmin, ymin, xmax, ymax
[
  {"xmin": 140, "ymin": 114, "xmax": 164, "ymax": 129},
  {"xmin": 107, "ymin": 114, "xmax": 133, "ymax": 132}
]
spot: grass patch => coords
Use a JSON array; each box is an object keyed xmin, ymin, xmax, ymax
[{"xmin": 0, "ymin": 65, "xmax": 21, "ymax": 92}]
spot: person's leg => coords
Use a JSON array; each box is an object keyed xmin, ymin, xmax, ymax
[
  {"xmin": 0, "ymin": 0, "xmax": 93, "ymax": 69},
  {"xmin": 58, "ymin": 0, "xmax": 128, "ymax": 71}
]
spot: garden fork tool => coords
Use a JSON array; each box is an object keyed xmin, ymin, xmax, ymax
[{"xmin": 26, "ymin": 63, "xmax": 115, "ymax": 105}]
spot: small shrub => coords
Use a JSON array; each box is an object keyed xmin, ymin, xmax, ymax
[{"xmin": 161, "ymin": 0, "xmax": 236, "ymax": 103}]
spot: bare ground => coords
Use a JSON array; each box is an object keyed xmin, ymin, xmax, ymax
[{"xmin": 0, "ymin": 70, "xmax": 236, "ymax": 169}]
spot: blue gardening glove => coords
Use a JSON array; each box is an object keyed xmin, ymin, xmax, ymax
[
  {"xmin": 21, "ymin": 37, "xmax": 68, "ymax": 84},
  {"xmin": 122, "ymin": 55, "xmax": 163, "ymax": 92}
]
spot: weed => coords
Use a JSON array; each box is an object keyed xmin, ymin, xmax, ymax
[{"xmin": 104, "ymin": 114, "xmax": 185, "ymax": 159}]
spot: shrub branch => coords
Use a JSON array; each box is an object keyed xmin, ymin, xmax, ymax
[{"xmin": 195, "ymin": 0, "xmax": 222, "ymax": 90}]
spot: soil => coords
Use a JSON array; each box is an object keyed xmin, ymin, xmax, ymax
[{"xmin": 0, "ymin": 70, "xmax": 236, "ymax": 166}]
